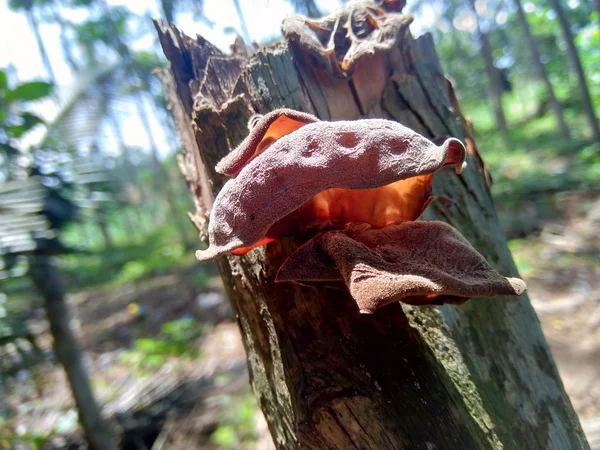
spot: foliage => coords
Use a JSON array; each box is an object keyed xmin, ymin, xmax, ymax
[
  {"xmin": 0, "ymin": 409, "xmax": 80, "ymax": 450},
  {"xmin": 0, "ymin": 71, "xmax": 55, "ymax": 391},
  {"xmin": 431, "ymin": 0, "xmax": 598, "ymax": 116},
  {"xmin": 119, "ymin": 317, "xmax": 205, "ymax": 372},
  {"xmin": 210, "ymin": 394, "xmax": 258, "ymax": 449},
  {"xmin": 0, "ymin": 70, "xmax": 52, "ymax": 171},
  {"xmin": 59, "ymin": 222, "xmax": 193, "ymax": 290},
  {"xmin": 2, "ymin": 0, "xmax": 600, "ymax": 447},
  {"xmin": 577, "ymin": 23, "xmax": 600, "ymax": 102},
  {"xmin": 469, "ymin": 103, "xmax": 600, "ymax": 201}
]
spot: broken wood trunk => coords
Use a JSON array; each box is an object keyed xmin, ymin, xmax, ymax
[{"xmin": 155, "ymin": 2, "xmax": 589, "ymax": 448}]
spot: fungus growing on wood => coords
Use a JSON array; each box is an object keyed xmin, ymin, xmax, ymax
[
  {"xmin": 196, "ymin": 110, "xmax": 465, "ymax": 261},
  {"xmin": 216, "ymin": 108, "xmax": 320, "ymax": 176},
  {"xmin": 195, "ymin": 108, "xmax": 526, "ymax": 313},
  {"xmin": 277, "ymin": 221, "xmax": 526, "ymax": 314}
]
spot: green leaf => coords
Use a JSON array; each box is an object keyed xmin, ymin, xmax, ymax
[
  {"xmin": 143, "ymin": 354, "xmax": 166, "ymax": 368},
  {"xmin": 6, "ymin": 113, "xmax": 43, "ymax": 138},
  {"xmin": 0, "ymin": 70, "xmax": 7, "ymax": 90},
  {"xmin": 210, "ymin": 425, "xmax": 237, "ymax": 449},
  {"xmin": 21, "ymin": 111, "xmax": 44, "ymax": 128},
  {"xmin": 7, "ymin": 81, "xmax": 52, "ymax": 102},
  {"xmin": 134, "ymin": 337, "xmax": 163, "ymax": 353}
]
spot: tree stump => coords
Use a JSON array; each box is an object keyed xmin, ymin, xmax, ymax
[{"xmin": 154, "ymin": 2, "xmax": 589, "ymax": 448}]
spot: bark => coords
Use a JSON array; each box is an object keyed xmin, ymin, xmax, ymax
[
  {"xmin": 467, "ymin": 0, "xmax": 509, "ymax": 142},
  {"xmin": 154, "ymin": 3, "xmax": 589, "ymax": 448},
  {"xmin": 29, "ymin": 256, "xmax": 117, "ymax": 450},
  {"xmin": 513, "ymin": 0, "xmax": 571, "ymax": 141},
  {"xmin": 549, "ymin": 0, "xmax": 600, "ymax": 144}
]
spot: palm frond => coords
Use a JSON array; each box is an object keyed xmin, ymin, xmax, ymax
[{"xmin": 43, "ymin": 60, "xmax": 121, "ymax": 149}]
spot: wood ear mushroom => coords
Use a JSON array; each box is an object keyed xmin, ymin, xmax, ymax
[{"xmin": 196, "ymin": 108, "xmax": 525, "ymax": 313}]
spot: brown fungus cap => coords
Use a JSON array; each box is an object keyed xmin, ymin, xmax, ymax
[
  {"xmin": 216, "ymin": 108, "xmax": 320, "ymax": 177},
  {"xmin": 195, "ymin": 112, "xmax": 466, "ymax": 261},
  {"xmin": 277, "ymin": 221, "xmax": 526, "ymax": 314}
]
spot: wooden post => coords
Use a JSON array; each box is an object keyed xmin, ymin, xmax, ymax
[{"xmin": 154, "ymin": 2, "xmax": 589, "ymax": 448}]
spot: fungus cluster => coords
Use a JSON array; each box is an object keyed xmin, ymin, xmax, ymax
[{"xmin": 196, "ymin": 108, "xmax": 526, "ymax": 314}]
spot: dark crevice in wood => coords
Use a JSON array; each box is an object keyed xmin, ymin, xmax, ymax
[
  {"xmin": 348, "ymin": 79, "xmax": 365, "ymax": 116},
  {"xmin": 392, "ymin": 82, "xmax": 436, "ymax": 137},
  {"xmin": 413, "ymin": 69, "xmax": 454, "ymax": 137},
  {"xmin": 326, "ymin": 407, "xmax": 362, "ymax": 450}
]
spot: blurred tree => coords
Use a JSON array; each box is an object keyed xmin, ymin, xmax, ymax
[
  {"xmin": 74, "ymin": 0, "xmax": 192, "ymax": 244},
  {"xmin": 8, "ymin": 0, "xmax": 56, "ymax": 83},
  {"xmin": 291, "ymin": 0, "xmax": 321, "ymax": 18},
  {"xmin": 467, "ymin": 0, "xmax": 509, "ymax": 141},
  {"xmin": 156, "ymin": 0, "xmax": 213, "ymax": 26},
  {"xmin": 49, "ymin": 3, "xmax": 80, "ymax": 72},
  {"xmin": 29, "ymin": 256, "xmax": 117, "ymax": 450},
  {"xmin": 512, "ymin": 0, "xmax": 570, "ymax": 141},
  {"xmin": 232, "ymin": 0, "xmax": 252, "ymax": 44},
  {"xmin": 548, "ymin": 0, "xmax": 600, "ymax": 143},
  {"xmin": 0, "ymin": 69, "xmax": 117, "ymax": 450}
]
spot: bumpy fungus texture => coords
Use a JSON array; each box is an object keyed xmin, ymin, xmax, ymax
[
  {"xmin": 196, "ymin": 112, "xmax": 466, "ymax": 261},
  {"xmin": 216, "ymin": 109, "xmax": 319, "ymax": 176},
  {"xmin": 277, "ymin": 221, "xmax": 526, "ymax": 314},
  {"xmin": 197, "ymin": 108, "xmax": 526, "ymax": 313}
]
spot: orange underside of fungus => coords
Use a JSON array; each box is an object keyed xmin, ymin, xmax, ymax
[{"xmin": 197, "ymin": 108, "xmax": 526, "ymax": 313}]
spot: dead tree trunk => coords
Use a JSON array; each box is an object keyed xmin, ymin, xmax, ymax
[
  {"xmin": 155, "ymin": 2, "xmax": 588, "ymax": 448},
  {"xmin": 29, "ymin": 256, "xmax": 117, "ymax": 450}
]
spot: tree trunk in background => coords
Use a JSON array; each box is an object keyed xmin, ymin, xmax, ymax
[
  {"xmin": 468, "ymin": 0, "xmax": 509, "ymax": 142},
  {"xmin": 29, "ymin": 256, "xmax": 117, "ymax": 450},
  {"xmin": 51, "ymin": 5, "xmax": 79, "ymax": 73},
  {"xmin": 107, "ymin": 115, "xmax": 151, "ymax": 231},
  {"xmin": 231, "ymin": 0, "xmax": 252, "ymax": 44},
  {"xmin": 549, "ymin": 0, "xmax": 600, "ymax": 144},
  {"xmin": 158, "ymin": 0, "xmax": 175, "ymax": 24},
  {"xmin": 294, "ymin": 0, "xmax": 321, "ymax": 18},
  {"xmin": 94, "ymin": 207, "xmax": 114, "ymax": 249},
  {"xmin": 96, "ymin": 0, "xmax": 190, "ymax": 242},
  {"xmin": 155, "ymin": 2, "xmax": 589, "ymax": 448},
  {"xmin": 27, "ymin": 9, "xmax": 56, "ymax": 84},
  {"xmin": 513, "ymin": 0, "xmax": 571, "ymax": 141}
]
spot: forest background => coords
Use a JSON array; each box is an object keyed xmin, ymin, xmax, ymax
[{"xmin": 1, "ymin": 0, "xmax": 599, "ymax": 448}]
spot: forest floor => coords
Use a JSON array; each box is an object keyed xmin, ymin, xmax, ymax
[{"xmin": 3, "ymin": 188, "xmax": 599, "ymax": 450}]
